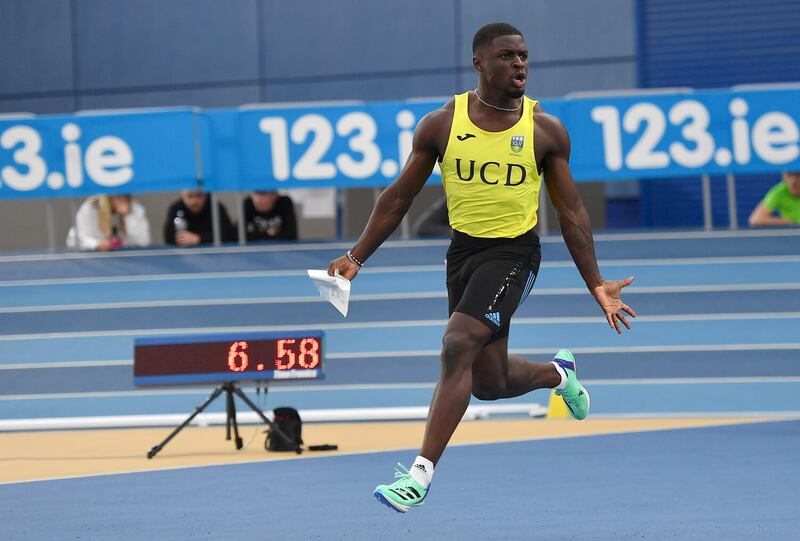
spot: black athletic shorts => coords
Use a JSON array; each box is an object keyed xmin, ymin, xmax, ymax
[{"xmin": 446, "ymin": 228, "xmax": 541, "ymax": 342}]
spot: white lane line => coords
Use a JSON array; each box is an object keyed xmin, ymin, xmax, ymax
[
  {"xmin": 0, "ymin": 360, "xmax": 132, "ymax": 370},
  {"xmin": 592, "ymin": 255, "xmax": 800, "ymax": 266},
  {"xmin": 0, "ymin": 291, "xmax": 447, "ymax": 314},
  {"xmin": 330, "ymin": 342, "xmax": 800, "ymax": 359},
  {"xmin": 2, "ymin": 377, "xmax": 800, "ymax": 401},
  {"xmin": 586, "ymin": 377, "xmax": 800, "ymax": 385},
  {"xmin": 4, "ymin": 342, "xmax": 799, "ymax": 370},
  {"xmin": 589, "ymin": 229, "xmax": 800, "ymax": 241},
  {"xmin": 1, "ymin": 320, "xmax": 440, "ymax": 341},
  {"xmin": 0, "ymin": 269, "xmax": 315, "ymax": 287},
  {"xmin": 2, "ymin": 255, "xmax": 799, "ymax": 288},
  {"xmin": 0, "ymin": 239, "xmax": 451, "ymax": 263},
  {"xmin": 0, "ymin": 265, "xmax": 446, "ymax": 287},
  {"xmin": 1, "ymin": 311, "xmax": 799, "ymax": 342},
  {"xmin": 591, "ymin": 411, "xmax": 800, "ymax": 419},
  {"xmin": 4, "ymin": 282, "xmax": 799, "ymax": 314},
  {"xmin": 1, "ymin": 228, "xmax": 796, "ymax": 264},
  {"xmin": 0, "ymin": 389, "xmax": 216, "ymax": 400},
  {"xmin": 622, "ymin": 283, "xmax": 800, "ymax": 293},
  {"xmin": 0, "ymin": 383, "xmax": 437, "ymax": 401}
]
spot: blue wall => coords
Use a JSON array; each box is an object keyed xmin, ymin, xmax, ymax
[
  {"xmin": 4, "ymin": 1, "xmax": 798, "ymax": 229},
  {"xmin": 0, "ymin": 0, "xmax": 636, "ymax": 114},
  {"xmin": 638, "ymin": 0, "xmax": 800, "ymax": 89},
  {"xmin": 637, "ymin": 0, "xmax": 800, "ymax": 227}
]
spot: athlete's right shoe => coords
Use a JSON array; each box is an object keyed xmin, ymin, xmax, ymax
[
  {"xmin": 374, "ymin": 463, "xmax": 428, "ymax": 513},
  {"xmin": 552, "ymin": 349, "xmax": 590, "ymax": 420}
]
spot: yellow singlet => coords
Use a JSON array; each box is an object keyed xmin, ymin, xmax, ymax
[{"xmin": 440, "ymin": 91, "xmax": 542, "ymax": 238}]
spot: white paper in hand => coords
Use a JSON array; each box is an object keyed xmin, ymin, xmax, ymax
[{"xmin": 307, "ymin": 269, "xmax": 351, "ymax": 317}]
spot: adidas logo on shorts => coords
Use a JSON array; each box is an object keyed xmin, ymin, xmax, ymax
[{"xmin": 484, "ymin": 311, "xmax": 501, "ymax": 326}]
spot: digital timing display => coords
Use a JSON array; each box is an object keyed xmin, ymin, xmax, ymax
[{"xmin": 133, "ymin": 331, "xmax": 324, "ymax": 386}]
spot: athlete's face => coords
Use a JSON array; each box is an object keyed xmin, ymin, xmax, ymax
[{"xmin": 475, "ymin": 35, "xmax": 528, "ymax": 99}]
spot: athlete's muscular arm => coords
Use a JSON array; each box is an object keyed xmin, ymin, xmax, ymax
[
  {"xmin": 540, "ymin": 113, "xmax": 602, "ymax": 287},
  {"xmin": 539, "ymin": 111, "xmax": 636, "ymax": 333},
  {"xmin": 328, "ymin": 108, "xmax": 445, "ymax": 280}
]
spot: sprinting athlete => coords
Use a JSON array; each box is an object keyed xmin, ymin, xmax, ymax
[{"xmin": 327, "ymin": 22, "xmax": 636, "ymax": 513}]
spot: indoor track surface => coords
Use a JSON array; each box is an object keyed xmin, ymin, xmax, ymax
[{"xmin": 1, "ymin": 229, "xmax": 799, "ymax": 539}]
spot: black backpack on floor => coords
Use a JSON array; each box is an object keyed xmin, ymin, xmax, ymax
[{"xmin": 266, "ymin": 407, "xmax": 303, "ymax": 452}]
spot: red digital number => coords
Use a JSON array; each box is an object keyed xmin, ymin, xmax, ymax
[
  {"xmin": 227, "ymin": 341, "xmax": 249, "ymax": 372},
  {"xmin": 298, "ymin": 338, "xmax": 320, "ymax": 368},
  {"xmin": 276, "ymin": 339, "xmax": 296, "ymax": 370}
]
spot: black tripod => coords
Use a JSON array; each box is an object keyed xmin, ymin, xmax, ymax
[{"xmin": 147, "ymin": 381, "xmax": 301, "ymax": 458}]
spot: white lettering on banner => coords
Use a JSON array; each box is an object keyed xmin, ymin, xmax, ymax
[
  {"xmin": 257, "ymin": 109, "xmax": 442, "ymax": 183},
  {"xmin": 291, "ymin": 114, "xmax": 336, "ymax": 180},
  {"xmin": 623, "ymin": 103, "xmax": 670, "ymax": 169},
  {"xmin": 258, "ymin": 117, "xmax": 290, "ymax": 181},
  {"xmin": 0, "ymin": 123, "xmax": 135, "ymax": 192},
  {"xmin": 85, "ymin": 136, "xmax": 134, "ymax": 187},
  {"xmin": 668, "ymin": 100, "xmax": 714, "ymax": 168},
  {"xmin": 752, "ymin": 112, "xmax": 800, "ymax": 164},
  {"xmin": 729, "ymin": 99, "xmax": 751, "ymax": 165},
  {"xmin": 62, "ymin": 123, "xmax": 83, "ymax": 188},
  {"xmin": 591, "ymin": 98, "xmax": 800, "ymax": 172},
  {"xmin": 261, "ymin": 113, "xmax": 386, "ymax": 182},
  {"xmin": 334, "ymin": 112, "xmax": 380, "ymax": 179},
  {"xmin": 0, "ymin": 126, "xmax": 47, "ymax": 191},
  {"xmin": 591, "ymin": 106, "xmax": 623, "ymax": 171}
]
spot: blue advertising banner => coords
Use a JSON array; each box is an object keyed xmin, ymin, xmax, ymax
[
  {"xmin": 206, "ymin": 87, "xmax": 798, "ymax": 190},
  {"xmin": 2, "ymin": 87, "xmax": 798, "ymax": 200},
  {"xmin": 563, "ymin": 88, "xmax": 800, "ymax": 180},
  {"xmin": 211, "ymin": 101, "xmax": 446, "ymax": 191},
  {"xmin": 0, "ymin": 109, "xmax": 199, "ymax": 200}
]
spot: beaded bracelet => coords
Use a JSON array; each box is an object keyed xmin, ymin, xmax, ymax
[{"xmin": 346, "ymin": 250, "xmax": 364, "ymax": 267}]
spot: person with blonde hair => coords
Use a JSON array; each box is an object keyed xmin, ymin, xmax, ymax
[{"xmin": 67, "ymin": 194, "xmax": 151, "ymax": 250}]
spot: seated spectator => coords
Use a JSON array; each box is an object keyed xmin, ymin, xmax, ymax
[
  {"xmin": 164, "ymin": 189, "xmax": 236, "ymax": 246},
  {"xmin": 67, "ymin": 194, "xmax": 151, "ymax": 251},
  {"xmin": 412, "ymin": 196, "xmax": 452, "ymax": 237},
  {"xmin": 244, "ymin": 190, "xmax": 297, "ymax": 241},
  {"xmin": 749, "ymin": 171, "xmax": 800, "ymax": 227}
]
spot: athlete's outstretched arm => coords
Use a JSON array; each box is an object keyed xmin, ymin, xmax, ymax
[
  {"xmin": 540, "ymin": 113, "xmax": 636, "ymax": 333},
  {"xmin": 328, "ymin": 111, "xmax": 442, "ymax": 280}
]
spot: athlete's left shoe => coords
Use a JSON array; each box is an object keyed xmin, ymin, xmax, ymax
[
  {"xmin": 374, "ymin": 463, "xmax": 428, "ymax": 513},
  {"xmin": 552, "ymin": 349, "xmax": 590, "ymax": 420}
]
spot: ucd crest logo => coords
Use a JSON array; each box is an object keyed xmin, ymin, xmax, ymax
[{"xmin": 510, "ymin": 135, "xmax": 525, "ymax": 153}]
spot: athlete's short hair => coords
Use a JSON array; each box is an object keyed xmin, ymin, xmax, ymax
[{"xmin": 472, "ymin": 23, "xmax": 523, "ymax": 54}]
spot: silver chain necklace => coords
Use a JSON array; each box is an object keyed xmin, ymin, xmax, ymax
[{"xmin": 473, "ymin": 89, "xmax": 522, "ymax": 112}]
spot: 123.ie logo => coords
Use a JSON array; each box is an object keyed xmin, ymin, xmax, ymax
[{"xmin": 0, "ymin": 123, "xmax": 134, "ymax": 192}]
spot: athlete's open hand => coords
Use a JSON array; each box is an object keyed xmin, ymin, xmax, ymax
[
  {"xmin": 327, "ymin": 255, "xmax": 360, "ymax": 281},
  {"xmin": 591, "ymin": 277, "xmax": 636, "ymax": 334}
]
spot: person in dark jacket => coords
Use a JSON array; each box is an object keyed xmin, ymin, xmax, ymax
[
  {"xmin": 244, "ymin": 191, "xmax": 297, "ymax": 241},
  {"xmin": 163, "ymin": 189, "xmax": 236, "ymax": 246}
]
